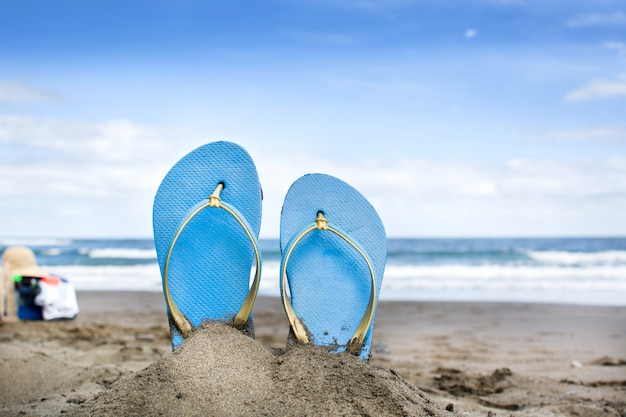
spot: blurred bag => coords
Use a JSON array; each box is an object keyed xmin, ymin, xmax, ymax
[
  {"xmin": 34, "ymin": 275, "xmax": 79, "ymax": 320},
  {"xmin": 14, "ymin": 275, "xmax": 79, "ymax": 320}
]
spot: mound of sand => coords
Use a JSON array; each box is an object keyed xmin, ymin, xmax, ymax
[{"xmin": 69, "ymin": 322, "xmax": 451, "ymax": 417}]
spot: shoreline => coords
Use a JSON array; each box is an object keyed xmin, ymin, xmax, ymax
[
  {"xmin": 1, "ymin": 291, "xmax": 625, "ymax": 416},
  {"xmin": 75, "ymin": 288, "xmax": 626, "ymax": 307}
]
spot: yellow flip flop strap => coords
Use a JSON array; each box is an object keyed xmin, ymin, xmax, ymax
[
  {"xmin": 281, "ymin": 212, "xmax": 377, "ymax": 356},
  {"xmin": 163, "ymin": 183, "xmax": 262, "ymax": 338}
]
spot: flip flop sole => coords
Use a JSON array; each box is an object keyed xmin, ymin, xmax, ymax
[
  {"xmin": 153, "ymin": 141, "xmax": 262, "ymax": 349},
  {"xmin": 280, "ymin": 173, "xmax": 386, "ymax": 360}
]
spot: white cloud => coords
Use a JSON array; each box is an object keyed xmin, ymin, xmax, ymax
[
  {"xmin": 0, "ymin": 81, "xmax": 63, "ymax": 104},
  {"xmin": 0, "ymin": 115, "xmax": 205, "ymax": 209},
  {"xmin": 567, "ymin": 11, "xmax": 626, "ymax": 28},
  {"xmin": 254, "ymin": 150, "xmax": 626, "ymax": 237},
  {"xmin": 0, "ymin": 115, "xmax": 214, "ymax": 238},
  {"xmin": 565, "ymin": 78, "xmax": 626, "ymax": 102},
  {"xmin": 544, "ymin": 125, "xmax": 626, "ymax": 142},
  {"xmin": 2, "ymin": 115, "xmax": 626, "ymax": 238},
  {"xmin": 465, "ymin": 28, "xmax": 477, "ymax": 39},
  {"xmin": 0, "ymin": 115, "xmax": 182, "ymax": 163},
  {"xmin": 499, "ymin": 158, "xmax": 626, "ymax": 197},
  {"xmin": 604, "ymin": 41, "xmax": 625, "ymax": 53}
]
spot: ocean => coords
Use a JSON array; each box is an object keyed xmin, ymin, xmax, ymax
[{"xmin": 2, "ymin": 237, "xmax": 625, "ymax": 306}]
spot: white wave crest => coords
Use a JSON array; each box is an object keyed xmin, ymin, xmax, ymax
[
  {"xmin": 525, "ymin": 250, "xmax": 626, "ymax": 266},
  {"xmin": 88, "ymin": 248, "xmax": 157, "ymax": 259},
  {"xmin": 261, "ymin": 261, "xmax": 626, "ymax": 293},
  {"xmin": 52, "ymin": 264, "xmax": 162, "ymax": 291},
  {"xmin": 46, "ymin": 261, "xmax": 626, "ymax": 305}
]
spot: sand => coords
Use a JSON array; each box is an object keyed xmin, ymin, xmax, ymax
[{"xmin": 1, "ymin": 291, "xmax": 625, "ymax": 416}]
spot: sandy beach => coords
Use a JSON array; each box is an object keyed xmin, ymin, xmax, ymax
[{"xmin": 1, "ymin": 291, "xmax": 624, "ymax": 416}]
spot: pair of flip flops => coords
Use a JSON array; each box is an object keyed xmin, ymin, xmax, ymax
[{"xmin": 153, "ymin": 142, "xmax": 386, "ymax": 360}]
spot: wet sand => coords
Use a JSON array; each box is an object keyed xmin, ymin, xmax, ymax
[{"xmin": 1, "ymin": 291, "xmax": 625, "ymax": 416}]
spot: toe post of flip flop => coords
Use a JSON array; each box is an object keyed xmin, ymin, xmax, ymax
[
  {"xmin": 280, "ymin": 173, "xmax": 386, "ymax": 361},
  {"xmin": 153, "ymin": 141, "xmax": 263, "ymax": 350}
]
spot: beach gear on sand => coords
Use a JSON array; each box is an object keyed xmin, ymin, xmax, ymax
[
  {"xmin": 33, "ymin": 276, "xmax": 79, "ymax": 320},
  {"xmin": 13, "ymin": 275, "xmax": 79, "ymax": 320},
  {"xmin": 280, "ymin": 174, "xmax": 386, "ymax": 360},
  {"xmin": 153, "ymin": 142, "xmax": 262, "ymax": 350},
  {"xmin": 2, "ymin": 246, "xmax": 79, "ymax": 320}
]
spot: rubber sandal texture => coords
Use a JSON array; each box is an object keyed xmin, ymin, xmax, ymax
[
  {"xmin": 280, "ymin": 173, "xmax": 386, "ymax": 360},
  {"xmin": 153, "ymin": 141, "xmax": 262, "ymax": 350}
]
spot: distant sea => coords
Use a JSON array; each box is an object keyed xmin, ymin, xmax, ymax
[{"xmin": 2, "ymin": 237, "xmax": 625, "ymax": 306}]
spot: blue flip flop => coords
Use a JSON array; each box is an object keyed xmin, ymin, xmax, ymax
[
  {"xmin": 153, "ymin": 141, "xmax": 262, "ymax": 350},
  {"xmin": 279, "ymin": 173, "xmax": 386, "ymax": 360}
]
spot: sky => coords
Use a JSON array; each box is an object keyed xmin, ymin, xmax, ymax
[{"xmin": 1, "ymin": 0, "xmax": 625, "ymax": 238}]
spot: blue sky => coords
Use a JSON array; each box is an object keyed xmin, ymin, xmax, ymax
[{"xmin": 1, "ymin": 0, "xmax": 625, "ymax": 238}]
